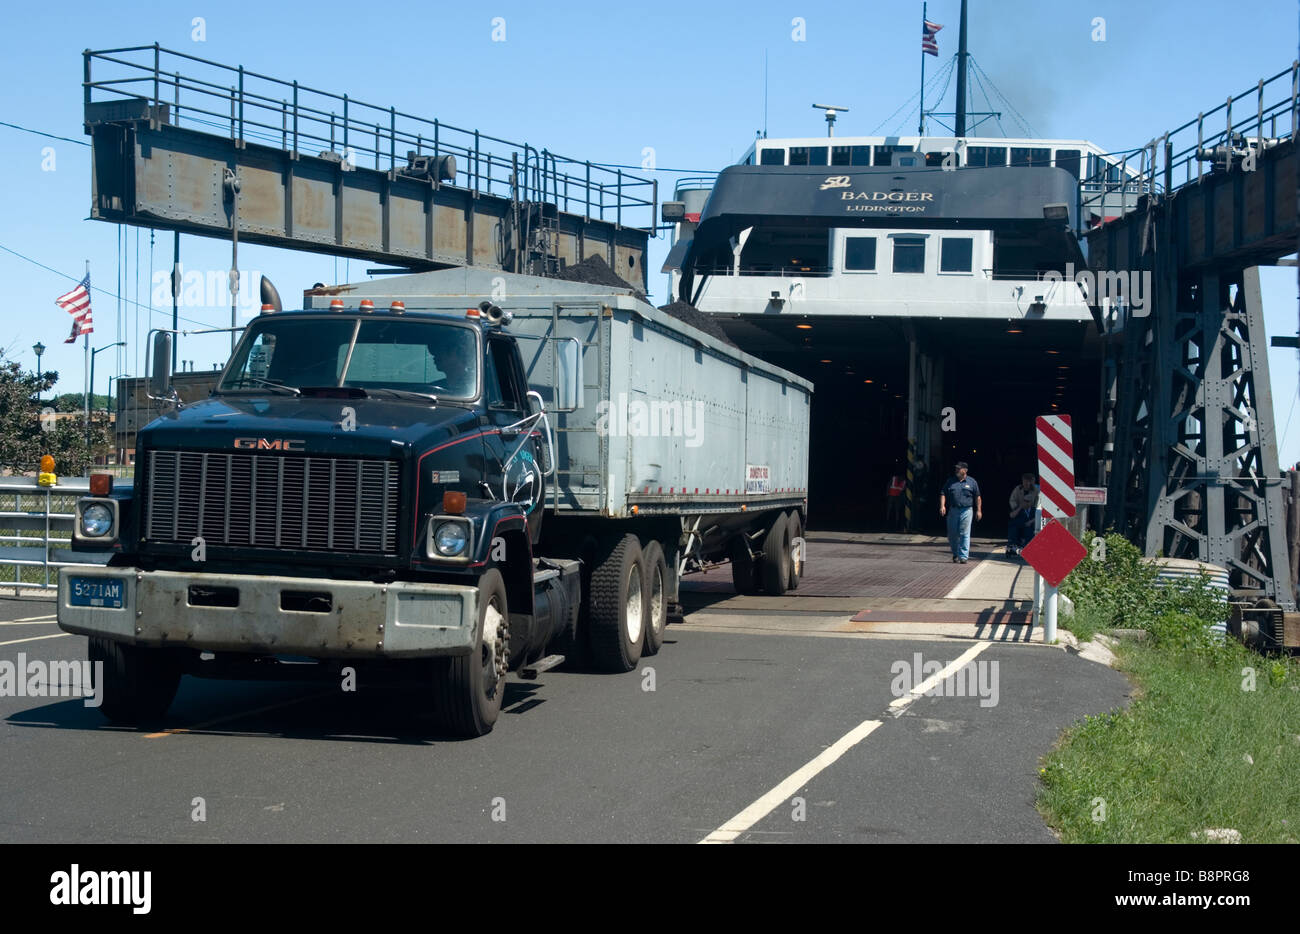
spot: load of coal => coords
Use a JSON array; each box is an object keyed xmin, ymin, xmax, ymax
[
  {"xmin": 657, "ymin": 300, "xmax": 738, "ymax": 347},
  {"xmin": 557, "ymin": 255, "xmax": 645, "ymax": 299},
  {"xmin": 556, "ymin": 254, "xmax": 736, "ymax": 348}
]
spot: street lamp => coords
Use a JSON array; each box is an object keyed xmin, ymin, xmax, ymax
[
  {"xmin": 32, "ymin": 342, "xmax": 45, "ymax": 402},
  {"xmin": 87, "ymin": 341, "xmax": 125, "ymax": 451}
]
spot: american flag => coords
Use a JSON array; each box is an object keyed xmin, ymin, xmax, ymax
[
  {"xmin": 922, "ymin": 19, "xmax": 943, "ymax": 56},
  {"xmin": 56, "ymin": 274, "xmax": 93, "ymax": 343}
]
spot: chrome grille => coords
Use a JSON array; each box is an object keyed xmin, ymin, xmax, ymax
[{"xmin": 145, "ymin": 450, "xmax": 400, "ymax": 554}]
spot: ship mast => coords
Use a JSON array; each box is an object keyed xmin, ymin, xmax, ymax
[{"xmin": 954, "ymin": 0, "xmax": 969, "ymax": 137}]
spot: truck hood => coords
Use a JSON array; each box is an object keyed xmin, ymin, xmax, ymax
[{"xmin": 138, "ymin": 395, "xmax": 483, "ymax": 460}]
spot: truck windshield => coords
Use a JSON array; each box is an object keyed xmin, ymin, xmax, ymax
[{"xmin": 220, "ymin": 317, "xmax": 479, "ymax": 400}]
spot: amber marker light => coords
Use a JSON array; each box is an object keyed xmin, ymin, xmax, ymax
[
  {"xmin": 89, "ymin": 473, "xmax": 113, "ymax": 496},
  {"xmin": 442, "ymin": 491, "xmax": 467, "ymax": 514}
]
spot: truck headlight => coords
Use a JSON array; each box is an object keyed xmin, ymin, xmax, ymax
[
  {"xmin": 80, "ymin": 503, "xmax": 114, "ymax": 538},
  {"xmin": 433, "ymin": 520, "xmax": 469, "ymax": 557}
]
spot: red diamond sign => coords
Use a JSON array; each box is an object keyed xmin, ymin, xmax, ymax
[{"xmin": 1020, "ymin": 519, "xmax": 1087, "ymax": 588}]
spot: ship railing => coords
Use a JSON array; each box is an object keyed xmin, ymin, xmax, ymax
[
  {"xmin": 694, "ymin": 264, "xmax": 833, "ymax": 278},
  {"xmin": 83, "ymin": 44, "xmax": 658, "ymax": 232}
]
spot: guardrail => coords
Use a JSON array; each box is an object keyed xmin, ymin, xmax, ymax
[
  {"xmin": 1079, "ymin": 61, "xmax": 1298, "ymax": 230},
  {"xmin": 83, "ymin": 44, "xmax": 658, "ymax": 231},
  {"xmin": 0, "ymin": 478, "xmax": 110, "ymax": 595}
]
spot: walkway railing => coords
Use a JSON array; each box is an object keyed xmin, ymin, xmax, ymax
[
  {"xmin": 1080, "ymin": 61, "xmax": 1299, "ymax": 229},
  {"xmin": 84, "ymin": 44, "xmax": 657, "ymax": 230},
  {"xmin": 0, "ymin": 478, "xmax": 109, "ymax": 594}
]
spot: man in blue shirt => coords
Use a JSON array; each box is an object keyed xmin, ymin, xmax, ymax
[{"xmin": 939, "ymin": 461, "xmax": 982, "ymax": 563}]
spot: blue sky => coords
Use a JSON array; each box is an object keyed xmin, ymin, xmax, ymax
[{"xmin": 1, "ymin": 0, "xmax": 1297, "ymax": 460}]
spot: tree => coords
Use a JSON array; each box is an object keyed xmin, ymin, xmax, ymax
[
  {"xmin": 0, "ymin": 358, "xmax": 113, "ymax": 476},
  {"xmin": 52, "ymin": 392, "xmax": 112, "ymax": 413}
]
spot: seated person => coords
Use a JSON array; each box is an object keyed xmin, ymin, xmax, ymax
[{"xmin": 428, "ymin": 336, "xmax": 475, "ymax": 397}]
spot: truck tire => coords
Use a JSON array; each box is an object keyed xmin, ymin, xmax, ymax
[
  {"xmin": 588, "ymin": 533, "xmax": 645, "ymax": 673},
  {"xmin": 786, "ymin": 511, "xmax": 804, "ymax": 591},
  {"xmin": 641, "ymin": 540, "xmax": 668, "ymax": 656},
  {"xmin": 89, "ymin": 637, "xmax": 182, "ymax": 725},
  {"xmin": 730, "ymin": 534, "xmax": 760, "ymax": 595},
  {"xmin": 761, "ymin": 512, "xmax": 791, "ymax": 596},
  {"xmin": 434, "ymin": 568, "xmax": 509, "ymax": 737}
]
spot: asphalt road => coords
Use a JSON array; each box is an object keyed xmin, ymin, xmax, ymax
[{"xmin": 0, "ymin": 594, "xmax": 1131, "ymax": 843}]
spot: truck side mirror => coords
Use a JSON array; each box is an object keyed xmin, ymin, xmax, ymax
[
  {"xmin": 150, "ymin": 332, "xmax": 174, "ymax": 400},
  {"xmin": 555, "ymin": 338, "xmax": 584, "ymax": 411}
]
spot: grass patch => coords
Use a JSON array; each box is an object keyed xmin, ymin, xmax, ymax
[
  {"xmin": 1040, "ymin": 529, "xmax": 1300, "ymax": 843},
  {"xmin": 1037, "ymin": 638, "xmax": 1300, "ymax": 843}
]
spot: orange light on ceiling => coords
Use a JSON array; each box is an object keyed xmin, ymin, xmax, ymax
[{"xmin": 796, "ymin": 324, "xmax": 812, "ymax": 330}]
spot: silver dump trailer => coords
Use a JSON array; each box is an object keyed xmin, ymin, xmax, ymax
[{"xmin": 309, "ymin": 267, "xmax": 812, "ymax": 605}]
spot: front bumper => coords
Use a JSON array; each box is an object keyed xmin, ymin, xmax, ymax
[{"xmin": 57, "ymin": 566, "xmax": 478, "ymax": 658}]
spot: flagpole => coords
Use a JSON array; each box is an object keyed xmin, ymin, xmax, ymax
[
  {"xmin": 919, "ymin": 2, "xmax": 927, "ymax": 136},
  {"xmin": 83, "ymin": 260, "xmax": 90, "ymax": 431}
]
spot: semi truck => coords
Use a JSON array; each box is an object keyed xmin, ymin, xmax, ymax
[{"xmin": 58, "ymin": 268, "xmax": 811, "ymax": 736}]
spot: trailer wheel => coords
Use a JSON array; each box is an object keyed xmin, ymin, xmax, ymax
[
  {"xmin": 641, "ymin": 540, "xmax": 668, "ymax": 656},
  {"xmin": 761, "ymin": 512, "xmax": 792, "ymax": 596},
  {"xmin": 588, "ymin": 533, "xmax": 645, "ymax": 672},
  {"xmin": 89, "ymin": 637, "xmax": 182, "ymax": 725},
  {"xmin": 434, "ymin": 568, "xmax": 508, "ymax": 737},
  {"xmin": 730, "ymin": 534, "xmax": 760, "ymax": 595},
  {"xmin": 786, "ymin": 511, "xmax": 804, "ymax": 591}
]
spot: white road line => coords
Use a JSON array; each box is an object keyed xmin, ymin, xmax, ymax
[
  {"xmin": 699, "ymin": 719, "xmax": 883, "ymax": 844},
  {"xmin": 0, "ymin": 619, "xmax": 58, "ymax": 626},
  {"xmin": 11, "ymin": 614, "xmax": 57, "ymax": 623},
  {"xmin": 887, "ymin": 641, "xmax": 990, "ymax": 714},
  {"xmin": 0, "ymin": 633, "xmax": 70, "ymax": 648},
  {"xmin": 944, "ymin": 560, "xmax": 993, "ymax": 599},
  {"xmin": 700, "ymin": 641, "xmax": 994, "ymax": 844}
]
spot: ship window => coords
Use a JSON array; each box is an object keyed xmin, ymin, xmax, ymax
[
  {"xmin": 874, "ymin": 145, "xmax": 914, "ymax": 166},
  {"xmin": 851, "ymin": 146, "xmax": 871, "ymax": 165},
  {"xmin": 738, "ymin": 227, "xmax": 832, "ymax": 275},
  {"xmin": 759, "ymin": 148, "xmax": 785, "ymax": 165},
  {"xmin": 789, "ymin": 146, "xmax": 827, "ymax": 166},
  {"xmin": 940, "ymin": 238, "xmax": 973, "ymax": 272},
  {"xmin": 832, "ymin": 146, "xmax": 852, "ymax": 166},
  {"xmin": 1010, "ymin": 147, "xmax": 1051, "ymax": 167},
  {"xmin": 844, "ymin": 237, "xmax": 877, "ymax": 271},
  {"xmin": 892, "ymin": 237, "xmax": 926, "ymax": 274},
  {"xmin": 967, "ymin": 146, "xmax": 1006, "ymax": 167},
  {"xmin": 1055, "ymin": 149, "xmax": 1081, "ymax": 179}
]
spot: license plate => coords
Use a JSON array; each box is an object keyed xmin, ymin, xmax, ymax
[{"xmin": 69, "ymin": 577, "xmax": 125, "ymax": 609}]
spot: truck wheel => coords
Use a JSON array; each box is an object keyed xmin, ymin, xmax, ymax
[
  {"xmin": 761, "ymin": 512, "xmax": 791, "ymax": 596},
  {"xmin": 641, "ymin": 540, "xmax": 668, "ymax": 656},
  {"xmin": 588, "ymin": 533, "xmax": 645, "ymax": 672},
  {"xmin": 435, "ymin": 568, "xmax": 509, "ymax": 737},
  {"xmin": 89, "ymin": 637, "xmax": 182, "ymax": 725},
  {"xmin": 730, "ymin": 534, "xmax": 760, "ymax": 595},
  {"xmin": 786, "ymin": 511, "xmax": 804, "ymax": 591}
]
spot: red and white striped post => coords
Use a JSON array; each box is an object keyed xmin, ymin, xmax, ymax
[{"xmin": 1034, "ymin": 415, "xmax": 1076, "ymax": 642}]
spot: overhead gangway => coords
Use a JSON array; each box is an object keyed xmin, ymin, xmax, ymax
[{"xmin": 82, "ymin": 45, "xmax": 656, "ymax": 282}]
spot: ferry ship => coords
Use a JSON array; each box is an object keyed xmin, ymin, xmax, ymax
[{"xmin": 661, "ymin": 135, "xmax": 1145, "ymax": 531}]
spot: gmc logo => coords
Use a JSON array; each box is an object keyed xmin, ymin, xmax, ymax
[{"xmin": 234, "ymin": 438, "xmax": 306, "ymax": 451}]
